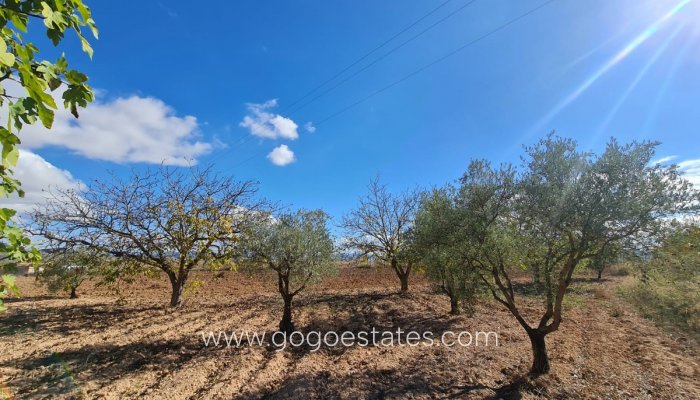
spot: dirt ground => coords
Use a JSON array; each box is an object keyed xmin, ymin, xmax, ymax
[{"xmin": 1, "ymin": 267, "xmax": 699, "ymax": 399}]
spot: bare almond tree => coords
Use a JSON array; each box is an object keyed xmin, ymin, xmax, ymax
[
  {"xmin": 32, "ymin": 166, "xmax": 263, "ymax": 307},
  {"xmin": 341, "ymin": 177, "xmax": 418, "ymax": 293}
]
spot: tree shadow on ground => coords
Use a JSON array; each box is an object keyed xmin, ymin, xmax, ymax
[
  {"xmin": 4, "ymin": 288, "xmax": 526, "ymax": 399},
  {"xmin": 1, "ymin": 295, "xmax": 283, "ymax": 338},
  {"xmin": 243, "ymin": 367, "xmax": 541, "ymax": 399},
  {"xmin": 4, "ymin": 294, "xmax": 64, "ymax": 303},
  {"xmin": 450, "ymin": 376, "xmax": 549, "ymax": 400},
  {"xmin": 7, "ymin": 337, "xmax": 240, "ymax": 399},
  {"xmin": 289, "ymin": 291, "xmax": 461, "ymax": 357},
  {"xmin": 242, "ymin": 368, "xmax": 442, "ymax": 399},
  {"xmin": 0, "ymin": 302, "xmax": 165, "ymax": 337}
]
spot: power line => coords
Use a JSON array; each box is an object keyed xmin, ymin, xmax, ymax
[
  {"xmin": 228, "ymin": 0, "xmax": 558, "ymax": 169},
  {"xmin": 223, "ymin": 0, "xmax": 470, "ymax": 160},
  {"xmin": 282, "ymin": 0, "xmax": 454, "ymax": 112},
  {"xmin": 315, "ymin": 0, "xmax": 558, "ymax": 127},
  {"xmin": 287, "ymin": 0, "xmax": 479, "ymax": 115},
  {"xmin": 222, "ymin": 1, "xmax": 460, "ymax": 158}
]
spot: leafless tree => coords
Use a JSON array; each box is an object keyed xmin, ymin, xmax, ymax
[
  {"xmin": 341, "ymin": 177, "xmax": 419, "ymax": 293},
  {"xmin": 31, "ymin": 166, "xmax": 263, "ymax": 307}
]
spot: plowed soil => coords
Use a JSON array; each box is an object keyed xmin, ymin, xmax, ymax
[{"xmin": 1, "ymin": 268, "xmax": 698, "ymax": 399}]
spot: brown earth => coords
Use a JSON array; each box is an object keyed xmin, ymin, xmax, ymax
[{"xmin": 1, "ymin": 268, "xmax": 698, "ymax": 399}]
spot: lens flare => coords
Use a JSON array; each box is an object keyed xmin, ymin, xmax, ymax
[
  {"xmin": 642, "ymin": 22, "xmax": 700, "ymax": 135},
  {"xmin": 591, "ymin": 22, "xmax": 687, "ymax": 144},
  {"xmin": 524, "ymin": 0, "xmax": 692, "ymax": 141}
]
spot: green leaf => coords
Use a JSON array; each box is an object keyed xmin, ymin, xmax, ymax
[
  {"xmin": 2, "ymin": 274, "xmax": 18, "ymax": 295},
  {"xmin": 36, "ymin": 102, "xmax": 55, "ymax": 128},
  {"xmin": 0, "ymin": 52, "xmax": 16, "ymax": 67},
  {"xmin": 77, "ymin": 32, "xmax": 93, "ymax": 59},
  {"xmin": 0, "ymin": 208, "xmax": 17, "ymax": 222},
  {"xmin": 65, "ymin": 70, "xmax": 88, "ymax": 84},
  {"xmin": 10, "ymin": 14, "xmax": 28, "ymax": 32},
  {"xmin": 3, "ymin": 147, "xmax": 19, "ymax": 168}
]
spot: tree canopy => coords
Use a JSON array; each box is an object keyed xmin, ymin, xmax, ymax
[
  {"xmin": 341, "ymin": 177, "xmax": 419, "ymax": 292},
  {"xmin": 32, "ymin": 166, "xmax": 262, "ymax": 306},
  {"xmin": 412, "ymin": 134, "xmax": 698, "ymax": 374},
  {"xmin": 242, "ymin": 209, "xmax": 335, "ymax": 333}
]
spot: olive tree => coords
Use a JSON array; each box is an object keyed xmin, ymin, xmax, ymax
[
  {"xmin": 587, "ymin": 242, "xmax": 620, "ymax": 280},
  {"xmin": 460, "ymin": 135, "xmax": 697, "ymax": 374},
  {"xmin": 242, "ymin": 209, "xmax": 335, "ymax": 333},
  {"xmin": 32, "ymin": 166, "xmax": 261, "ymax": 307},
  {"xmin": 341, "ymin": 177, "xmax": 418, "ymax": 292},
  {"xmin": 411, "ymin": 187, "xmax": 481, "ymax": 315}
]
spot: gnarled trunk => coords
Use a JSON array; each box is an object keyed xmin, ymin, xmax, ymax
[
  {"xmin": 69, "ymin": 286, "xmax": 78, "ymax": 299},
  {"xmin": 277, "ymin": 271, "xmax": 296, "ymax": 334},
  {"xmin": 279, "ymin": 295, "xmax": 295, "ymax": 334},
  {"xmin": 528, "ymin": 330, "xmax": 550, "ymax": 374},
  {"xmin": 392, "ymin": 258, "xmax": 410, "ymax": 293}
]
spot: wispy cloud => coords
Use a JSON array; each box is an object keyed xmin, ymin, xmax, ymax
[
  {"xmin": 651, "ymin": 155, "xmax": 678, "ymax": 164},
  {"xmin": 304, "ymin": 122, "xmax": 316, "ymax": 133},
  {"xmin": 157, "ymin": 2, "xmax": 178, "ymax": 17}
]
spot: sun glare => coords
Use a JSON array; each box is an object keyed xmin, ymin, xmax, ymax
[{"xmin": 524, "ymin": 0, "xmax": 696, "ymax": 144}]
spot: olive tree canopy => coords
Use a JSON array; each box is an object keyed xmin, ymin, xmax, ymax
[
  {"xmin": 438, "ymin": 135, "xmax": 698, "ymax": 375},
  {"xmin": 485, "ymin": 136, "xmax": 696, "ymax": 374},
  {"xmin": 242, "ymin": 209, "xmax": 335, "ymax": 333}
]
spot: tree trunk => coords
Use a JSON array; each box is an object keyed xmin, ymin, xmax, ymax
[
  {"xmin": 168, "ymin": 273, "xmax": 185, "ymax": 307},
  {"xmin": 277, "ymin": 271, "xmax": 295, "ymax": 334},
  {"xmin": 69, "ymin": 286, "xmax": 78, "ymax": 299},
  {"xmin": 399, "ymin": 273, "xmax": 409, "ymax": 293},
  {"xmin": 391, "ymin": 258, "xmax": 409, "ymax": 293},
  {"xmin": 279, "ymin": 295, "xmax": 295, "ymax": 334},
  {"xmin": 528, "ymin": 330, "xmax": 550, "ymax": 374},
  {"xmin": 449, "ymin": 296, "xmax": 461, "ymax": 315},
  {"xmin": 597, "ymin": 269, "xmax": 602, "ymax": 280}
]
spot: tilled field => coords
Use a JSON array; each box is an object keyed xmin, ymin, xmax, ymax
[{"xmin": 1, "ymin": 268, "xmax": 698, "ymax": 399}]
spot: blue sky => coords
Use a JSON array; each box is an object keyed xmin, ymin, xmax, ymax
[{"xmin": 6, "ymin": 0, "xmax": 700, "ymax": 226}]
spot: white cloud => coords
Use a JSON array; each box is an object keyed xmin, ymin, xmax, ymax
[
  {"xmin": 304, "ymin": 122, "xmax": 316, "ymax": 133},
  {"xmin": 678, "ymin": 159, "xmax": 700, "ymax": 187},
  {"xmin": 239, "ymin": 99, "xmax": 299, "ymax": 140},
  {"xmin": 651, "ymin": 155, "xmax": 677, "ymax": 164},
  {"xmin": 6, "ymin": 81, "xmax": 212, "ymax": 166},
  {"xmin": 267, "ymin": 144, "xmax": 295, "ymax": 166},
  {"xmin": 19, "ymin": 97, "xmax": 212, "ymax": 166},
  {"xmin": 1, "ymin": 150, "xmax": 83, "ymax": 213}
]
